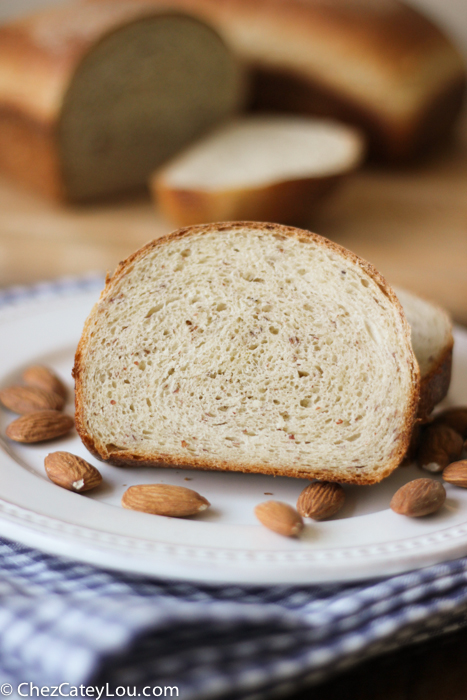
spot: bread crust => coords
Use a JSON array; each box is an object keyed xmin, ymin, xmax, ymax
[
  {"xmin": 74, "ymin": 222, "xmax": 420, "ymax": 485},
  {"xmin": 155, "ymin": 173, "xmax": 352, "ymax": 228}
]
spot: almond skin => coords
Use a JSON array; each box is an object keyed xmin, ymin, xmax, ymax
[
  {"xmin": 443, "ymin": 460, "xmax": 467, "ymax": 488},
  {"xmin": 433, "ymin": 407, "xmax": 467, "ymax": 438},
  {"xmin": 122, "ymin": 484, "xmax": 210, "ymax": 517},
  {"xmin": 5, "ymin": 410, "xmax": 74, "ymax": 443},
  {"xmin": 0, "ymin": 385, "xmax": 64, "ymax": 414},
  {"xmin": 297, "ymin": 481, "xmax": 345, "ymax": 520},
  {"xmin": 44, "ymin": 451, "xmax": 102, "ymax": 492},
  {"xmin": 417, "ymin": 423, "xmax": 464, "ymax": 473},
  {"xmin": 23, "ymin": 365, "xmax": 68, "ymax": 400},
  {"xmin": 254, "ymin": 500, "xmax": 304, "ymax": 537},
  {"xmin": 390, "ymin": 478, "xmax": 446, "ymax": 517}
]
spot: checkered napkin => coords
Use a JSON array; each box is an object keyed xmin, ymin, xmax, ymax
[
  {"xmin": 2, "ymin": 278, "xmax": 467, "ymax": 697},
  {"xmin": 1, "ymin": 538, "xmax": 467, "ymax": 698}
]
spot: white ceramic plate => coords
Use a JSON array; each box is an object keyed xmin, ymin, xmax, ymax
[{"xmin": 0, "ymin": 279, "xmax": 466, "ymax": 585}]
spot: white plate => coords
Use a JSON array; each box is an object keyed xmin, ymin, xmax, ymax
[{"xmin": 0, "ymin": 279, "xmax": 467, "ymax": 585}]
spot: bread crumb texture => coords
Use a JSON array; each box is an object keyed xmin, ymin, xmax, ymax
[{"xmin": 75, "ymin": 224, "xmax": 418, "ymax": 484}]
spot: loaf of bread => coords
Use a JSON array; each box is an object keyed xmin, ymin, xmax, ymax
[
  {"xmin": 74, "ymin": 222, "xmax": 420, "ymax": 485},
  {"xmin": 396, "ymin": 287, "xmax": 453, "ymax": 420},
  {"xmin": 152, "ymin": 115, "xmax": 365, "ymax": 226},
  {"xmin": 0, "ymin": 0, "xmax": 243, "ymax": 201},
  {"xmin": 92, "ymin": 0, "xmax": 465, "ymax": 161}
]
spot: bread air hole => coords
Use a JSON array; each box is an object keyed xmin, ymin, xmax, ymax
[
  {"xmin": 364, "ymin": 320, "xmax": 381, "ymax": 345},
  {"xmin": 145, "ymin": 303, "xmax": 163, "ymax": 318},
  {"xmin": 346, "ymin": 433, "xmax": 361, "ymax": 442},
  {"xmin": 106, "ymin": 443, "xmax": 125, "ymax": 452}
]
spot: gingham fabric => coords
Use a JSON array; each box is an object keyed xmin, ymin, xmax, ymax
[
  {"xmin": 1, "ymin": 538, "xmax": 467, "ymax": 697},
  {"xmin": 1, "ymin": 278, "xmax": 467, "ymax": 697}
]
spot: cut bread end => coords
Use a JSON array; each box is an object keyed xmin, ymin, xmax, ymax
[
  {"xmin": 74, "ymin": 222, "xmax": 419, "ymax": 485},
  {"xmin": 152, "ymin": 116, "xmax": 365, "ymax": 226},
  {"xmin": 395, "ymin": 287, "xmax": 453, "ymax": 420}
]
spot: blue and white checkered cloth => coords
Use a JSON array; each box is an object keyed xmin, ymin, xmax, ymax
[
  {"xmin": 1, "ymin": 537, "xmax": 467, "ymax": 697},
  {"xmin": 1, "ymin": 278, "xmax": 467, "ymax": 697}
]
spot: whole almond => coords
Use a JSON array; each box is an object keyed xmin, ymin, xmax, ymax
[
  {"xmin": 23, "ymin": 365, "xmax": 68, "ymax": 400},
  {"xmin": 390, "ymin": 478, "xmax": 446, "ymax": 517},
  {"xmin": 0, "ymin": 385, "xmax": 64, "ymax": 414},
  {"xmin": 44, "ymin": 451, "xmax": 102, "ymax": 492},
  {"xmin": 417, "ymin": 423, "xmax": 463, "ymax": 473},
  {"xmin": 5, "ymin": 410, "xmax": 74, "ymax": 443},
  {"xmin": 122, "ymin": 484, "xmax": 210, "ymax": 517},
  {"xmin": 443, "ymin": 460, "xmax": 467, "ymax": 488},
  {"xmin": 297, "ymin": 481, "xmax": 345, "ymax": 520},
  {"xmin": 254, "ymin": 501, "xmax": 304, "ymax": 537},
  {"xmin": 433, "ymin": 407, "xmax": 467, "ymax": 438}
]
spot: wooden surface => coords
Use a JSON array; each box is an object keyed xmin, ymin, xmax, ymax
[
  {"xmin": 0, "ymin": 112, "xmax": 466, "ymax": 325},
  {"xmin": 294, "ymin": 626, "xmax": 467, "ymax": 700}
]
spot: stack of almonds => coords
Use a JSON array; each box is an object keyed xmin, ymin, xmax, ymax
[{"xmin": 0, "ymin": 365, "xmax": 74, "ymax": 442}]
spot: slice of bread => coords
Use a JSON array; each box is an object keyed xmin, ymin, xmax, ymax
[
  {"xmin": 74, "ymin": 222, "xmax": 419, "ymax": 485},
  {"xmin": 152, "ymin": 116, "xmax": 365, "ymax": 226},
  {"xmin": 395, "ymin": 287, "xmax": 453, "ymax": 420},
  {"xmin": 0, "ymin": 1, "xmax": 243, "ymax": 201}
]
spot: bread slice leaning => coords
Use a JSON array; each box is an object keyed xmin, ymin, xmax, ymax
[
  {"xmin": 152, "ymin": 116, "xmax": 365, "ymax": 226},
  {"xmin": 395, "ymin": 287, "xmax": 453, "ymax": 420},
  {"xmin": 74, "ymin": 222, "xmax": 420, "ymax": 485}
]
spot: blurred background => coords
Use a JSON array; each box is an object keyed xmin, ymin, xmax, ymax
[{"xmin": 0, "ymin": 0, "xmax": 466, "ymax": 324}]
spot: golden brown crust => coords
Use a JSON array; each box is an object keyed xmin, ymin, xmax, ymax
[
  {"xmin": 0, "ymin": 105, "xmax": 64, "ymax": 200},
  {"xmin": 154, "ymin": 173, "xmax": 352, "ymax": 227},
  {"xmin": 74, "ymin": 222, "xmax": 420, "ymax": 486}
]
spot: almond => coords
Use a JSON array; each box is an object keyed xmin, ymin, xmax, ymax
[
  {"xmin": 390, "ymin": 478, "xmax": 446, "ymax": 517},
  {"xmin": 122, "ymin": 484, "xmax": 210, "ymax": 517},
  {"xmin": 297, "ymin": 481, "xmax": 345, "ymax": 520},
  {"xmin": 433, "ymin": 407, "xmax": 467, "ymax": 438},
  {"xmin": 254, "ymin": 500, "xmax": 304, "ymax": 537},
  {"xmin": 44, "ymin": 451, "xmax": 102, "ymax": 492},
  {"xmin": 23, "ymin": 365, "xmax": 68, "ymax": 400},
  {"xmin": 5, "ymin": 410, "xmax": 74, "ymax": 443},
  {"xmin": 0, "ymin": 385, "xmax": 64, "ymax": 414},
  {"xmin": 23, "ymin": 365, "xmax": 68, "ymax": 399},
  {"xmin": 417, "ymin": 423, "xmax": 463, "ymax": 473},
  {"xmin": 443, "ymin": 460, "xmax": 467, "ymax": 488}
]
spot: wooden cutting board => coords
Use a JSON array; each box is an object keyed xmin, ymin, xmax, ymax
[{"xmin": 0, "ymin": 112, "xmax": 466, "ymax": 324}]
